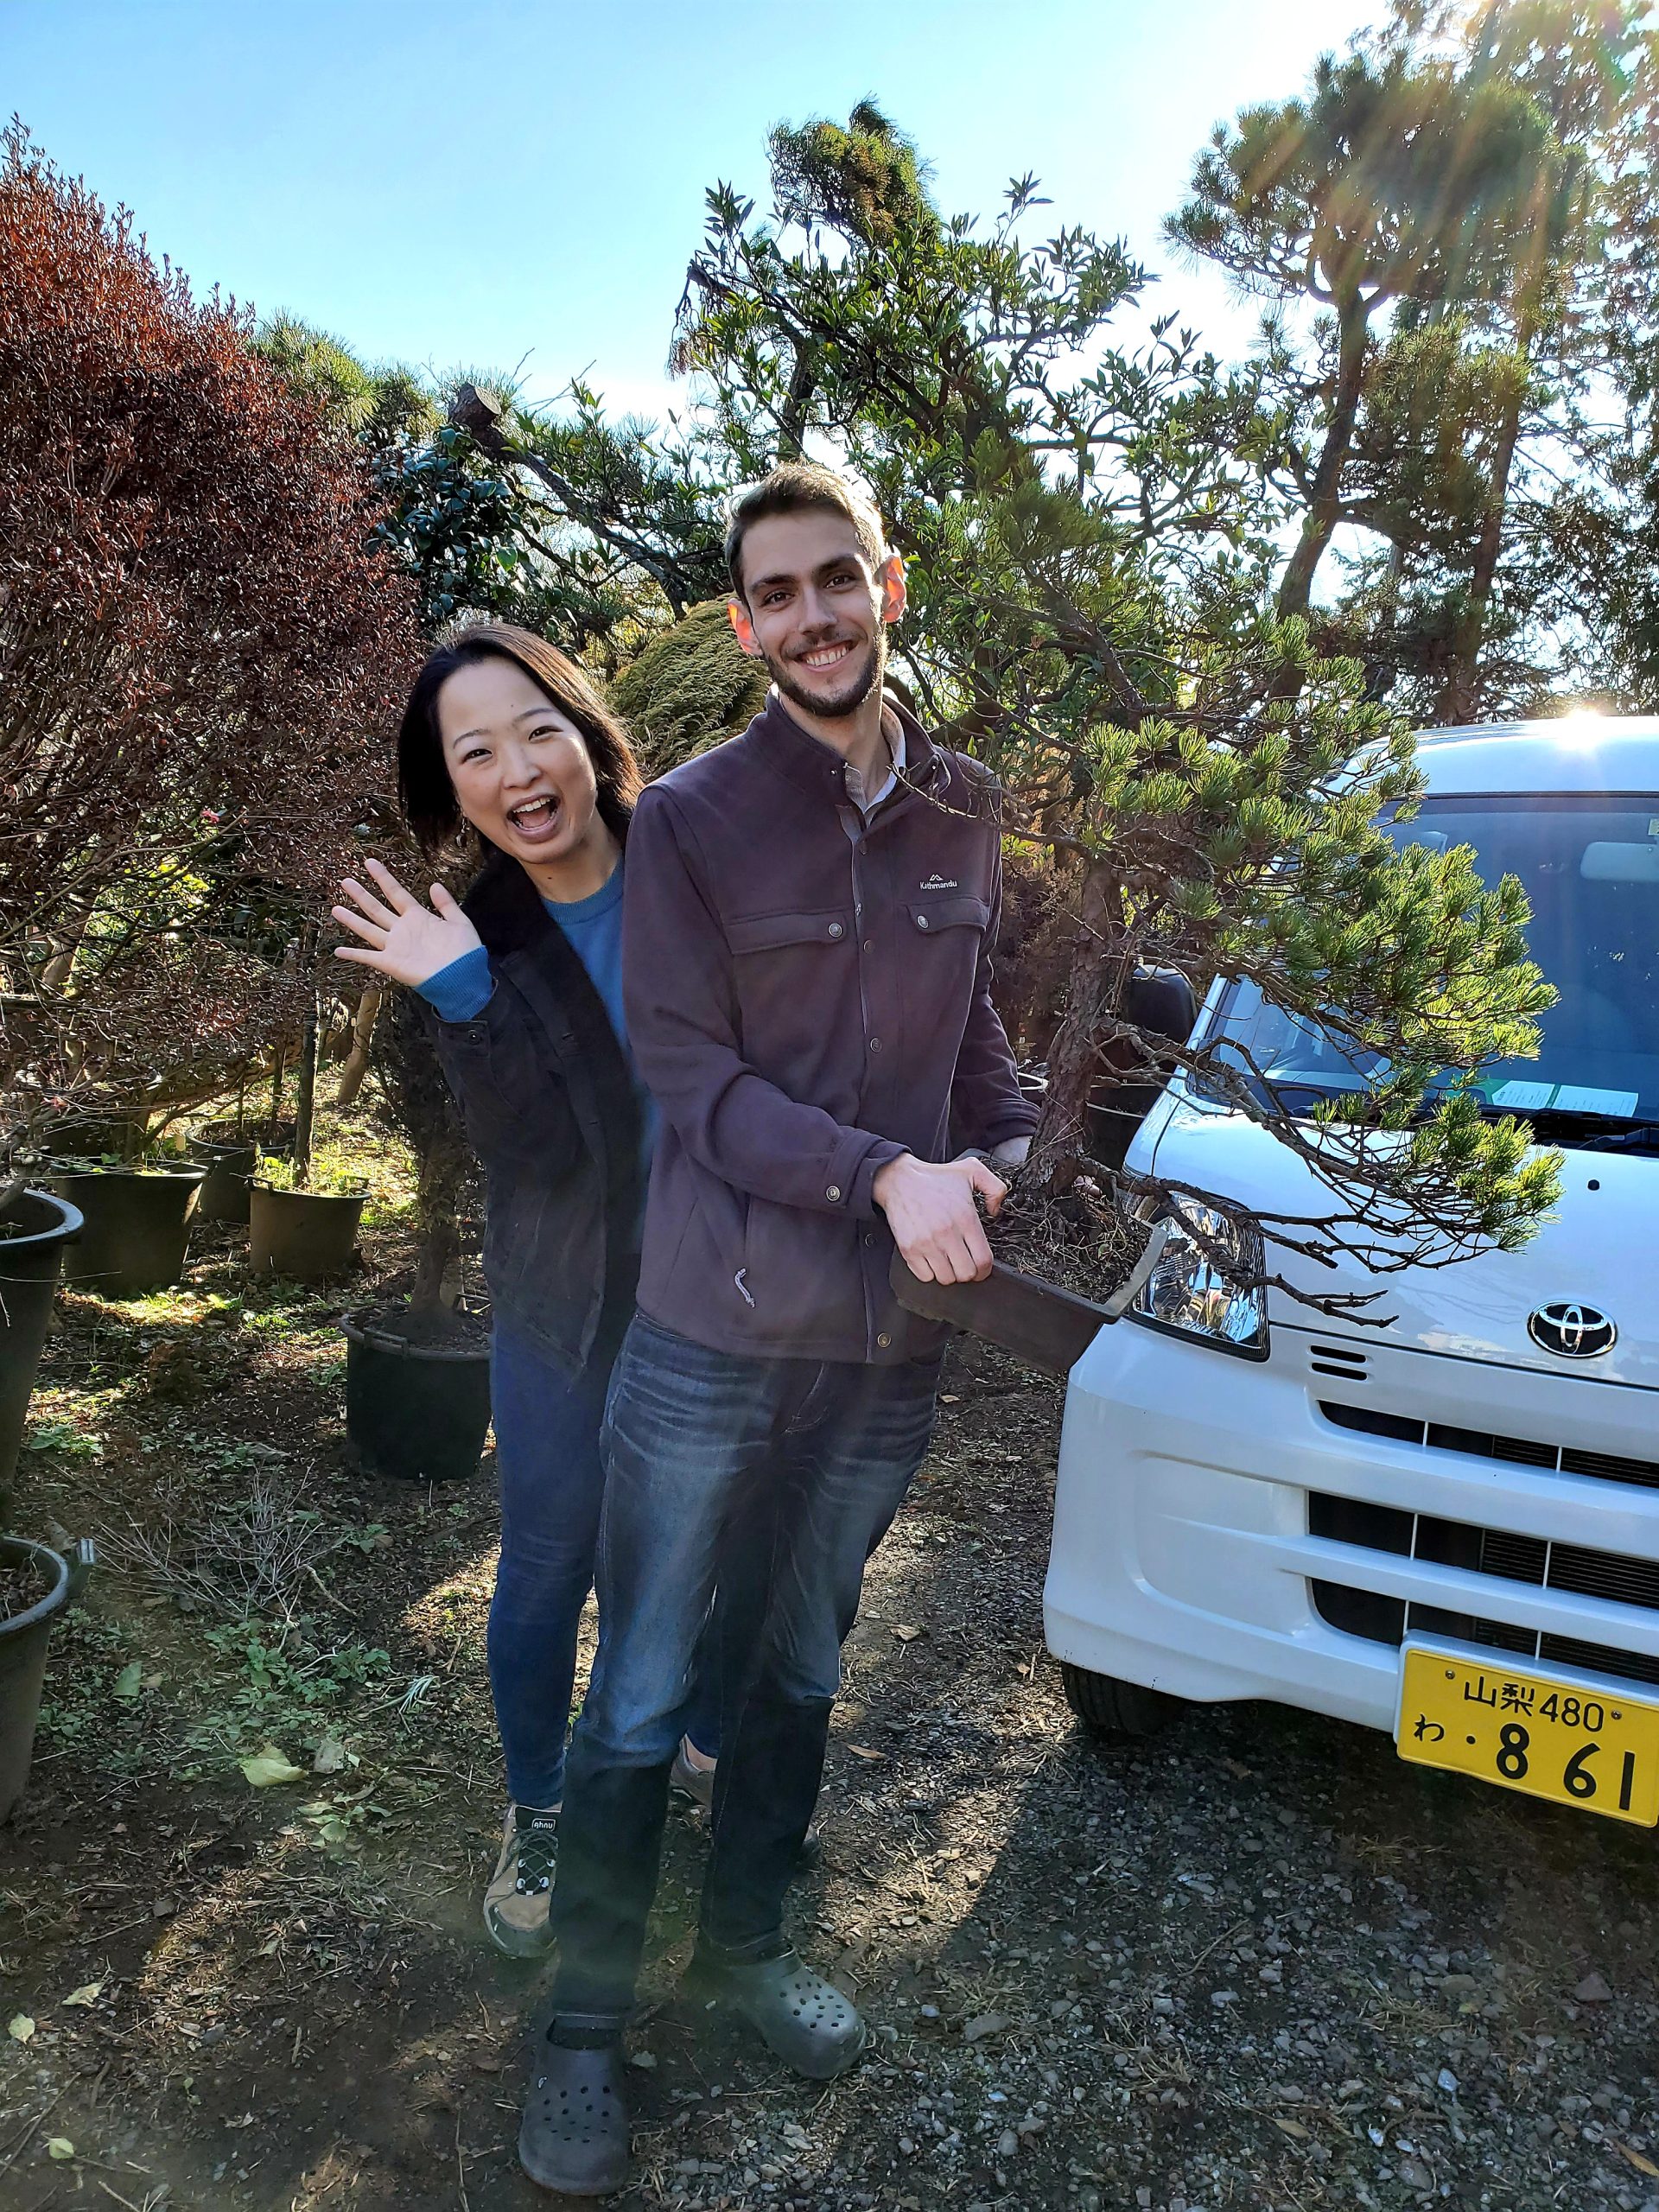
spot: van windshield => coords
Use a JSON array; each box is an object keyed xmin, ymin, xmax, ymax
[{"xmin": 1205, "ymin": 792, "xmax": 1659, "ymax": 1132}]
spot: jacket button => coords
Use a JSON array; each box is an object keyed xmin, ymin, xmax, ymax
[
  {"xmin": 827, "ymin": 922, "xmax": 844, "ymax": 939},
  {"xmin": 876, "ymin": 1332, "xmax": 893, "ymax": 1349},
  {"xmin": 916, "ymin": 913, "xmax": 930, "ymax": 930},
  {"xmin": 863, "ymin": 938, "xmax": 874, "ymax": 952},
  {"xmin": 826, "ymin": 1185, "xmax": 842, "ymax": 1203},
  {"xmin": 864, "ymin": 1233, "xmax": 877, "ymax": 1248},
  {"xmin": 868, "ymin": 1037, "xmax": 882, "ymax": 1052}
]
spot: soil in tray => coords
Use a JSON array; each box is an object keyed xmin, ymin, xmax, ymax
[{"xmin": 0, "ymin": 1553, "xmax": 49, "ymax": 1624}]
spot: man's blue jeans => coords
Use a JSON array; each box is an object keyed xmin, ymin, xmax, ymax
[
  {"xmin": 487, "ymin": 1318, "xmax": 720, "ymax": 1810},
  {"xmin": 549, "ymin": 1312, "xmax": 942, "ymax": 2028}
]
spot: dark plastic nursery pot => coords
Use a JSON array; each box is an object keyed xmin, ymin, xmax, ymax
[
  {"xmin": 0, "ymin": 1535, "xmax": 94, "ymax": 1824},
  {"xmin": 340, "ymin": 1311, "xmax": 492, "ymax": 1483},
  {"xmin": 0, "ymin": 1190, "xmax": 83, "ymax": 1511},
  {"xmin": 249, "ymin": 1184, "xmax": 366, "ymax": 1282},
  {"xmin": 48, "ymin": 1165, "xmax": 204, "ymax": 1298},
  {"xmin": 188, "ymin": 1134, "xmax": 258, "ymax": 1224}
]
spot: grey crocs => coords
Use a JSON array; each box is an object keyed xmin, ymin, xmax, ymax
[
  {"xmin": 518, "ymin": 2038, "xmax": 631, "ymax": 2196},
  {"xmin": 691, "ymin": 1946, "xmax": 869, "ymax": 2080}
]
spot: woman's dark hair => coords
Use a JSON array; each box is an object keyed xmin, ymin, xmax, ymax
[{"xmin": 397, "ymin": 624, "xmax": 644, "ymax": 857}]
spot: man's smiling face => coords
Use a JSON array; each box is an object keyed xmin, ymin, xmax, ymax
[{"xmin": 728, "ymin": 506, "xmax": 906, "ymax": 722}]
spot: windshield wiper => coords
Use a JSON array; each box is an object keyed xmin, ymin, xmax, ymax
[
  {"xmin": 1572, "ymin": 1117, "xmax": 1659, "ymax": 1154},
  {"xmin": 1482, "ymin": 1106, "xmax": 1659, "ymax": 1153}
]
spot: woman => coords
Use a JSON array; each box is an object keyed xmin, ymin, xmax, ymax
[{"xmin": 334, "ymin": 625, "xmax": 719, "ymax": 1957}]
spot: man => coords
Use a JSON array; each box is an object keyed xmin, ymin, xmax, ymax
[{"xmin": 521, "ymin": 462, "xmax": 1037, "ymax": 2196}]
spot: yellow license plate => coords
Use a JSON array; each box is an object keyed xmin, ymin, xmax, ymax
[{"xmin": 1397, "ymin": 1644, "xmax": 1659, "ymax": 1826}]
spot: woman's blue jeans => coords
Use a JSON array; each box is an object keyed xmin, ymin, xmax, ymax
[{"xmin": 487, "ymin": 1317, "xmax": 720, "ymax": 1809}]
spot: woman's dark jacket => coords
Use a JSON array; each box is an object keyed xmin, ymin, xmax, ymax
[{"xmin": 425, "ymin": 847, "xmax": 642, "ymax": 1377}]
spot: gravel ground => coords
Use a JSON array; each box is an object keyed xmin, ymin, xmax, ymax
[{"xmin": 1, "ymin": 1248, "xmax": 1656, "ymax": 2211}]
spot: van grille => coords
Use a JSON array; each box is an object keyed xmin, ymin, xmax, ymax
[
  {"xmin": 1319, "ymin": 1401, "xmax": 1659, "ymax": 1494},
  {"xmin": 1308, "ymin": 1492, "xmax": 1659, "ymax": 1689}
]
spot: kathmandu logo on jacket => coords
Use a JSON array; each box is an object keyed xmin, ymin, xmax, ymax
[{"xmin": 919, "ymin": 874, "xmax": 958, "ymax": 890}]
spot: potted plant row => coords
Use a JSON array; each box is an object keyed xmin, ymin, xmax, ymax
[{"xmin": 0, "ymin": 1179, "xmax": 93, "ymax": 1822}]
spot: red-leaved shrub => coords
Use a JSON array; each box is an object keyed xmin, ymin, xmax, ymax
[{"xmin": 0, "ymin": 124, "xmax": 422, "ymax": 1130}]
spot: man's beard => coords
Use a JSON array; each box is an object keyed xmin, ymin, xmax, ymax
[{"xmin": 766, "ymin": 632, "xmax": 884, "ymax": 721}]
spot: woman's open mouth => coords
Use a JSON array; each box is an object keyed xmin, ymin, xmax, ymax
[{"xmin": 506, "ymin": 792, "xmax": 563, "ymax": 842}]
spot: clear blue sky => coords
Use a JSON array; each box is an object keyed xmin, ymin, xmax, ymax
[{"xmin": 6, "ymin": 0, "xmax": 1381, "ymax": 419}]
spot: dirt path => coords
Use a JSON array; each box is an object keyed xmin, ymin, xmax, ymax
[{"xmin": 3, "ymin": 1229, "xmax": 1658, "ymax": 2212}]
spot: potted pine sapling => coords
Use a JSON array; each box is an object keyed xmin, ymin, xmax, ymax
[{"xmin": 340, "ymin": 988, "xmax": 491, "ymax": 1483}]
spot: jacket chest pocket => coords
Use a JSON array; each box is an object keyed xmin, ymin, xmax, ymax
[
  {"xmin": 905, "ymin": 893, "xmax": 990, "ymax": 941},
  {"xmin": 728, "ymin": 909, "xmax": 855, "ymax": 955},
  {"xmin": 726, "ymin": 909, "xmax": 858, "ymax": 1061}
]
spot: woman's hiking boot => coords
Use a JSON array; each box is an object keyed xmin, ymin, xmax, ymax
[
  {"xmin": 518, "ymin": 2035, "xmax": 630, "ymax": 2196},
  {"xmin": 483, "ymin": 1803, "xmax": 560, "ymax": 1958}
]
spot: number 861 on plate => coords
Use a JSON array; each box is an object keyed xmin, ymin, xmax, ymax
[{"xmin": 1396, "ymin": 1643, "xmax": 1659, "ymax": 1826}]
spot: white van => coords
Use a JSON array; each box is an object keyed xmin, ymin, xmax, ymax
[{"xmin": 1045, "ymin": 719, "xmax": 1659, "ymax": 1827}]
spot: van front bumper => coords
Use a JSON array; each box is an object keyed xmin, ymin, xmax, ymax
[{"xmin": 1043, "ymin": 1316, "xmax": 1659, "ymax": 1735}]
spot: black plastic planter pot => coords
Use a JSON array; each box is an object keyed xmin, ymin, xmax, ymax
[
  {"xmin": 249, "ymin": 1185, "xmax": 366, "ymax": 1282},
  {"xmin": 0, "ymin": 1535, "xmax": 93, "ymax": 1824},
  {"xmin": 341, "ymin": 1312, "xmax": 492, "ymax": 1483},
  {"xmin": 0, "ymin": 1191, "xmax": 83, "ymax": 1515},
  {"xmin": 48, "ymin": 1166, "xmax": 204, "ymax": 1298},
  {"xmin": 188, "ymin": 1135, "xmax": 257, "ymax": 1224}
]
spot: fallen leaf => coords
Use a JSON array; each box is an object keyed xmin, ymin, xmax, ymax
[
  {"xmin": 62, "ymin": 1981, "xmax": 103, "ymax": 2008},
  {"xmin": 846, "ymin": 1744, "xmax": 886, "ymax": 1762},
  {"xmin": 8, "ymin": 2014, "xmax": 35, "ymax": 2042},
  {"xmin": 112, "ymin": 1662, "xmax": 142, "ymax": 1700},
  {"xmin": 1274, "ymin": 2117, "xmax": 1311, "ymax": 2141},
  {"xmin": 892, "ymin": 1624, "xmax": 923, "ymax": 1642},
  {"xmin": 1617, "ymin": 2143, "xmax": 1659, "ymax": 2180},
  {"xmin": 47, "ymin": 2137, "xmax": 75, "ymax": 2161},
  {"xmin": 240, "ymin": 1744, "xmax": 307, "ymax": 1788}
]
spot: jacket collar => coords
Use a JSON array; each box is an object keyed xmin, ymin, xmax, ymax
[
  {"xmin": 461, "ymin": 819, "xmax": 630, "ymax": 955},
  {"xmin": 461, "ymin": 846, "xmax": 549, "ymax": 955},
  {"xmin": 749, "ymin": 688, "xmax": 944, "ymax": 807}
]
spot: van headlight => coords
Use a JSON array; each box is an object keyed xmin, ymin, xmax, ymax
[{"xmin": 1130, "ymin": 1200, "xmax": 1269, "ymax": 1357}]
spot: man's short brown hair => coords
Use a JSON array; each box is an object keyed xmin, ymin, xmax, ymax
[{"xmin": 724, "ymin": 462, "xmax": 888, "ymax": 599}]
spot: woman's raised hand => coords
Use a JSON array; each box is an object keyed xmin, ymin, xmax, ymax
[{"xmin": 332, "ymin": 858, "xmax": 483, "ymax": 988}]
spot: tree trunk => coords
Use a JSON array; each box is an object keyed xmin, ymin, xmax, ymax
[
  {"xmin": 777, "ymin": 340, "xmax": 818, "ymax": 460},
  {"xmin": 1027, "ymin": 861, "xmax": 1128, "ymax": 1198},
  {"xmin": 292, "ymin": 1001, "xmax": 318, "ymax": 1189},
  {"xmin": 332, "ymin": 986, "xmax": 384, "ymax": 1107},
  {"xmin": 410, "ymin": 1122, "xmax": 467, "ymax": 1316},
  {"xmin": 1276, "ymin": 292, "xmax": 1371, "ymax": 624},
  {"xmin": 1438, "ymin": 349, "xmax": 1527, "ymax": 725}
]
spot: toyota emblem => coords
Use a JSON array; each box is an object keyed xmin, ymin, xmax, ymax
[{"xmin": 1527, "ymin": 1301, "xmax": 1618, "ymax": 1359}]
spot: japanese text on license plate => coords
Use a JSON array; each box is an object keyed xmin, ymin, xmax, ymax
[{"xmin": 1396, "ymin": 1644, "xmax": 1659, "ymax": 1826}]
